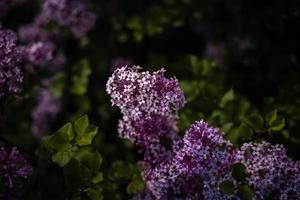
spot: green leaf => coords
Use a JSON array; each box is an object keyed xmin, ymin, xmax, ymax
[
  {"xmin": 219, "ymin": 89, "xmax": 235, "ymax": 108},
  {"xmin": 75, "ymin": 125, "xmax": 98, "ymax": 146},
  {"xmin": 70, "ymin": 59, "xmax": 91, "ymax": 95},
  {"xmin": 87, "ymin": 189, "xmax": 102, "ymax": 200},
  {"xmin": 238, "ymin": 123, "xmax": 253, "ymax": 141},
  {"xmin": 110, "ymin": 161, "xmax": 134, "ymax": 179},
  {"xmin": 266, "ymin": 109, "xmax": 277, "ymax": 126},
  {"xmin": 126, "ymin": 17, "xmax": 142, "ymax": 30},
  {"xmin": 92, "ymin": 172, "xmax": 103, "ymax": 184},
  {"xmin": 52, "ymin": 150, "xmax": 72, "ymax": 167},
  {"xmin": 50, "ymin": 72, "xmax": 66, "ymax": 98},
  {"xmin": 42, "ymin": 123, "xmax": 74, "ymax": 151},
  {"xmin": 270, "ymin": 117, "xmax": 285, "ymax": 131},
  {"xmin": 81, "ymin": 151, "xmax": 102, "ymax": 172},
  {"xmin": 232, "ymin": 163, "xmax": 248, "ymax": 182},
  {"xmin": 64, "ymin": 159, "xmax": 87, "ymax": 184},
  {"xmin": 219, "ymin": 180, "xmax": 235, "ymax": 195},
  {"xmin": 56, "ymin": 123, "xmax": 75, "ymax": 142},
  {"xmin": 244, "ymin": 113, "xmax": 264, "ymax": 132},
  {"xmin": 133, "ymin": 31, "xmax": 143, "ymax": 42},
  {"xmin": 74, "ymin": 115, "xmax": 89, "ymax": 135},
  {"xmin": 126, "ymin": 174, "xmax": 144, "ymax": 194},
  {"xmin": 238, "ymin": 185, "xmax": 255, "ymax": 200},
  {"xmin": 190, "ymin": 55, "xmax": 200, "ymax": 75}
]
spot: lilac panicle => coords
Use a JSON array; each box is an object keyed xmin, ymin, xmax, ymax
[
  {"xmin": 18, "ymin": 0, "xmax": 96, "ymax": 71},
  {"xmin": 144, "ymin": 121, "xmax": 237, "ymax": 200},
  {"xmin": 41, "ymin": 0, "xmax": 96, "ymax": 38},
  {"xmin": 0, "ymin": 29, "xmax": 23, "ymax": 97},
  {"xmin": 107, "ymin": 66, "xmax": 185, "ymax": 162},
  {"xmin": 31, "ymin": 88, "xmax": 61, "ymax": 138},
  {"xmin": 237, "ymin": 142, "xmax": 300, "ymax": 200},
  {"xmin": 106, "ymin": 66, "xmax": 186, "ymax": 121},
  {"xmin": 107, "ymin": 66, "xmax": 186, "ymax": 168},
  {"xmin": 23, "ymin": 42, "xmax": 54, "ymax": 66},
  {"xmin": 107, "ymin": 66, "xmax": 300, "ymax": 200},
  {"xmin": 0, "ymin": 146, "xmax": 32, "ymax": 189}
]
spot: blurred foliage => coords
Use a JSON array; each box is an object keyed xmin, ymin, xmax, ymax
[{"xmin": 1, "ymin": 0, "xmax": 300, "ymax": 199}]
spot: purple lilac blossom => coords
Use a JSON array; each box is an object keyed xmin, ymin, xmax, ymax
[
  {"xmin": 107, "ymin": 66, "xmax": 186, "ymax": 166},
  {"xmin": 144, "ymin": 121, "xmax": 237, "ymax": 200},
  {"xmin": 0, "ymin": 146, "xmax": 32, "ymax": 189},
  {"xmin": 0, "ymin": 29, "xmax": 23, "ymax": 97},
  {"xmin": 18, "ymin": 23, "xmax": 59, "ymax": 43},
  {"xmin": 237, "ymin": 142, "xmax": 300, "ymax": 200},
  {"xmin": 18, "ymin": 0, "xmax": 96, "ymax": 70},
  {"xmin": 106, "ymin": 66, "xmax": 186, "ymax": 121},
  {"xmin": 19, "ymin": 24, "xmax": 65, "ymax": 70},
  {"xmin": 107, "ymin": 67, "xmax": 300, "ymax": 199},
  {"xmin": 31, "ymin": 88, "xmax": 61, "ymax": 138},
  {"xmin": 23, "ymin": 42, "xmax": 54, "ymax": 66},
  {"xmin": 41, "ymin": 0, "xmax": 96, "ymax": 38}
]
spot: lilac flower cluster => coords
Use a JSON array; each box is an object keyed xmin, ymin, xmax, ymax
[
  {"xmin": 107, "ymin": 66, "xmax": 185, "ymax": 121},
  {"xmin": 31, "ymin": 88, "xmax": 61, "ymax": 138},
  {"xmin": 23, "ymin": 42, "xmax": 54, "ymax": 67},
  {"xmin": 106, "ymin": 66, "xmax": 186, "ymax": 165},
  {"xmin": 0, "ymin": 146, "xmax": 32, "ymax": 189},
  {"xmin": 18, "ymin": 0, "xmax": 95, "ymax": 136},
  {"xmin": 0, "ymin": 29, "xmax": 23, "ymax": 97},
  {"xmin": 237, "ymin": 142, "xmax": 300, "ymax": 200},
  {"xmin": 144, "ymin": 121, "xmax": 237, "ymax": 200},
  {"xmin": 107, "ymin": 66, "xmax": 300, "ymax": 199},
  {"xmin": 19, "ymin": 24, "xmax": 65, "ymax": 70},
  {"xmin": 18, "ymin": 0, "xmax": 95, "ymax": 70},
  {"xmin": 41, "ymin": 0, "xmax": 96, "ymax": 38}
]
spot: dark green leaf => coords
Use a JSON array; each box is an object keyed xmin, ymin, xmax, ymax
[
  {"xmin": 232, "ymin": 163, "xmax": 248, "ymax": 182},
  {"xmin": 266, "ymin": 109, "xmax": 277, "ymax": 126},
  {"xmin": 81, "ymin": 151, "xmax": 102, "ymax": 172},
  {"xmin": 110, "ymin": 161, "xmax": 134, "ymax": 179},
  {"xmin": 50, "ymin": 72, "xmax": 66, "ymax": 98},
  {"xmin": 126, "ymin": 174, "xmax": 144, "ymax": 194},
  {"xmin": 238, "ymin": 123, "xmax": 253, "ymax": 141},
  {"xmin": 244, "ymin": 113, "xmax": 264, "ymax": 132},
  {"xmin": 87, "ymin": 189, "xmax": 102, "ymax": 200},
  {"xmin": 219, "ymin": 89, "xmax": 235, "ymax": 108},
  {"xmin": 270, "ymin": 117, "xmax": 285, "ymax": 131},
  {"xmin": 64, "ymin": 159, "xmax": 91, "ymax": 184},
  {"xmin": 219, "ymin": 180, "xmax": 235, "ymax": 195},
  {"xmin": 92, "ymin": 172, "xmax": 104, "ymax": 184},
  {"xmin": 238, "ymin": 185, "xmax": 255, "ymax": 200},
  {"xmin": 70, "ymin": 59, "xmax": 91, "ymax": 95}
]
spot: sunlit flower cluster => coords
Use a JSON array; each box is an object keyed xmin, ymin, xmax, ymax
[
  {"xmin": 107, "ymin": 66, "xmax": 186, "ymax": 165},
  {"xmin": 107, "ymin": 66, "xmax": 300, "ymax": 200}
]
